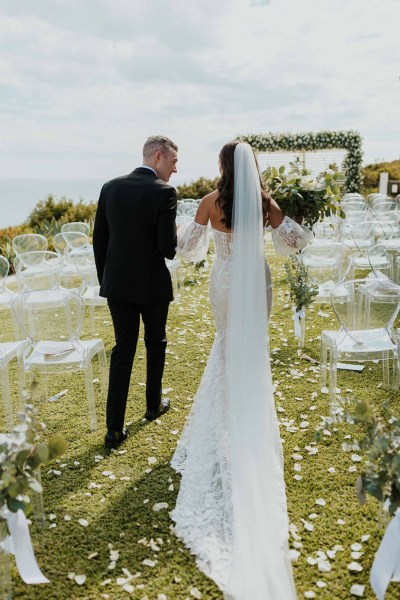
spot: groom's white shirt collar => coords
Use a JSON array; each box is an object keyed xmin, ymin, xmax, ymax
[{"xmin": 141, "ymin": 165, "xmax": 157, "ymax": 176}]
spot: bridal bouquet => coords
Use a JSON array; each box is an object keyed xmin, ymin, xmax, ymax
[
  {"xmin": 0, "ymin": 404, "xmax": 67, "ymax": 536},
  {"xmin": 263, "ymin": 164, "xmax": 345, "ymax": 227}
]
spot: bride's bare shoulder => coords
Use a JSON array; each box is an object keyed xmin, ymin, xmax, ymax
[{"xmin": 201, "ymin": 189, "xmax": 219, "ymax": 205}]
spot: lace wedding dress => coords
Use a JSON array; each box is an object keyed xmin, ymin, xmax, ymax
[{"xmin": 171, "ymin": 214, "xmax": 312, "ymax": 598}]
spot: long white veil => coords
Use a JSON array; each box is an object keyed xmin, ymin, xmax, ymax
[{"xmin": 226, "ymin": 143, "xmax": 296, "ymax": 599}]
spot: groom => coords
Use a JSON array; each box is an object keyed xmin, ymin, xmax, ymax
[{"xmin": 93, "ymin": 135, "xmax": 178, "ymax": 450}]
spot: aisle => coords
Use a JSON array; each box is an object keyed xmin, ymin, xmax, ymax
[{"xmin": 2, "ymin": 255, "xmax": 399, "ymax": 600}]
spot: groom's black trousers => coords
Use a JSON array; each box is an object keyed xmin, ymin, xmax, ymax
[{"xmin": 106, "ymin": 299, "xmax": 170, "ymax": 431}]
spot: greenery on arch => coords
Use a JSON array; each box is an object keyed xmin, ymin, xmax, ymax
[{"xmin": 239, "ymin": 130, "xmax": 363, "ymax": 192}]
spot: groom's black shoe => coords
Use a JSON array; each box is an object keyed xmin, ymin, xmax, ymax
[
  {"xmin": 144, "ymin": 398, "xmax": 170, "ymax": 421},
  {"xmin": 104, "ymin": 428, "xmax": 128, "ymax": 450}
]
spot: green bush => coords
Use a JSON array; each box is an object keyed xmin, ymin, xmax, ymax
[
  {"xmin": 361, "ymin": 159, "xmax": 400, "ymax": 196},
  {"xmin": 176, "ymin": 176, "xmax": 219, "ymax": 200},
  {"xmin": 26, "ymin": 196, "xmax": 96, "ymax": 229}
]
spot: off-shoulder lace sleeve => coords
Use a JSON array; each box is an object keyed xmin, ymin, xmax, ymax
[
  {"xmin": 176, "ymin": 220, "xmax": 210, "ymax": 262},
  {"xmin": 271, "ymin": 216, "xmax": 314, "ymax": 255}
]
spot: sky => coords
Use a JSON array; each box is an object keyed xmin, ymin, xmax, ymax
[{"xmin": 0, "ymin": 0, "xmax": 399, "ymax": 184}]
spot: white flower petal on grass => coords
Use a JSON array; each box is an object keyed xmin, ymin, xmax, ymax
[
  {"xmin": 292, "ymin": 453, "xmax": 303, "ymax": 461},
  {"xmin": 316, "ymin": 581, "xmax": 327, "ymax": 588},
  {"xmin": 318, "ymin": 560, "xmax": 332, "ymax": 572},
  {"xmin": 64, "ymin": 515, "xmax": 71, "ymax": 521},
  {"xmin": 351, "ymin": 542, "xmax": 362, "ymax": 551},
  {"xmin": 348, "ymin": 562, "xmax": 363, "ymax": 572},
  {"xmin": 288, "ymin": 549, "xmax": 300, "ymax": 561},
  {"xmin": 300, "ymin": 421, "xmax": 309, "ymax": 429},
  {"xmin": 327, "ymin": 467, "xmax": 336, "ymax": 473},
  {"xmin": 306, "ymin": 556, "xmax": 318, "ymax": 566},
  {"xmin": 304, "ymin": 592, "xmax": 316, "ymax": 599},
  {"xmin": 142, "ymin": 559, "xmax": 156, "ymax": 567},
  {"xmin": 190, "ymin": 588, "xmax": 202, "ymax": 599},
  {"xmin": 361, "ymin": 535, "xmax": 370, "ymax": 542},
  {"xmin": 302, "ymin": 520, "xmax": 314, "ymax": 532},
  {"xmin": 101, "ymin": 579, "xmax": 112, "ymax": 586},
  {"xmin": 351, "ymin": 454, "xmax": 362, "ymax": 462},
  {"xmin": 148, "ymin": 457, "xmax": 157, "ymax": 465},
  {"xmin": 315, "ymin": 498, "xmax": 326, "ymax": 506},
  {"xmin": 68, "ymin": 572, "xmax": 75, "ymax": 580},
  {"xmin": 153, "ymin": 502, "xmax": 169, "ymax": 512},
  {"xmin": 102, "ymin": 471, "xmax": 113, "ymax": 477},
  {"xmin": 294, "ymin": 463, "xmax": 302, "ymax": 472},
  {"xmin": 293, "ymin": 475, "xmax": 303, "ymax": 481},
  {"xmin": 123, "ymin": 584, "xmax": 135, "ymax": 593},
  {"xmin": 78, "ymin": 519, "xmax": 89, "ymax": 527},
  {"xmin": 350, "ymin": 584, "xmax": 365, "ymax": 596},
  {"xmin": 74, "ymin": 575, "xmax": 86, "ymax": 585},
  {"xmin": 88, "ymin": 552, "xmax": 98, "ymax": 559},
  {"xmin": 351, "ymin": 552, "xmax": 363, "ymax": 559},
  {"xmin": 337, "ymin": 519, "xmax": 346, "ymax": 525}
]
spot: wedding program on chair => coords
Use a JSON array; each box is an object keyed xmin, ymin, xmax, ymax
[
  {"xmin": 11, "ymin": 290, "xmax": 108, "ymax": 431},
  {"xmin": 320, "ymin": 278, "xmax": 400, "ymax": 413}
]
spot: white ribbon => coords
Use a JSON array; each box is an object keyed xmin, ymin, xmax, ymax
[
  {"xmin": 292, "ymin": 307, "xmax": 306, "ymax": 338},
  {"xmin": 370, "ymin": 511, "xmax": 400, "ymax": 599},
  {"xmin": 1, "ymin": 509, "xmax": 49, "ymax": 584}
]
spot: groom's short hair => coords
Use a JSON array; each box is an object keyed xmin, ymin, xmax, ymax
[{"xmin": 143, "ymin": 135, "xmax": 178, "ymax": 158}]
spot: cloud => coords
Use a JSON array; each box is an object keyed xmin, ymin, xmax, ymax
[{"xmin": 0, "ymin": 0, "xmax": 399, "ymax": 180}]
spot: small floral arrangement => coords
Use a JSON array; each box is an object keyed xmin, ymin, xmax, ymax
[
  {"xmin": 263, "ymin": 163, "xmax": 345, "ymax": 227},
  {"xmin": 0, "ymin": 404, "xmax": 67, "ymax": 537},
  {"xmin": 316, "ymin": 399, "xmax": 400, "ymax": 516},
  {"xmin": 284, "ymin": 256, "xmax": 319, "ymax": 312}
]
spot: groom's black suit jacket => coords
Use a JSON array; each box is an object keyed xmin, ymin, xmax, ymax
[{"xmin": 93, "ymin": 168, "xmax": 177, "ymax": 305}]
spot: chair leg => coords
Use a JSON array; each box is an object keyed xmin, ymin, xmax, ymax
[
  {"xmin": 84, "ymin": 362, "xmax": 97, "ymax": 432},
  {"xmin": 319, "ymin": 339, "xmax": 328, "ymax": 388},
  {"xmin": 0, "ymin": 363, "xmax": 13, "ymax": 431},
  {"xmin": 89, "ymin": 305, "xmax": 96, "ymax": 336},
  {"xmin": 329, "ymin": 355, "xmax": 339, "ymax": 417},
  {"xmin": 32, "ymin": 468, "xmax": 46, "ymax": 529},
  {"xmin": 97, "ymin": 347, "xmax": 108, "ymax": 401},
  {"xmin": 382, "ymin": 350, "xmax": 390, "ymax": 388}
]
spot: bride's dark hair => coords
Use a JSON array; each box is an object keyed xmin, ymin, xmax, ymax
[{"xmin": 216, "ymin": 140, "xmax": 271, "ymax": 229}]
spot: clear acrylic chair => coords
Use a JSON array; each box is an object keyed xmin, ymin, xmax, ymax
[
  {"xmin": 61, "ymin": 221, "xmax": 91, "ymax": 237},
  {"xmin": 73, "ymin": 246, "xmax": 107, "ymax": 334},
  {"xmin": 11, "ymin": 290, "xmax": 107, "ymax": 431},
  {"xmin": 301, "ymin": 242, "xmax": 353, "ymax": 303},
  {"xmin": 320, "ymin": 278, "xmax": 400, "ymax": 414},
  {"xmin": 0, "ymin": 341, "xmax": 25, "ymax": 430},
  {"xmin": 12, "ymin": 234, "xmax": 48, "ymax": 257},
  {"xmin": 53, "ymin": 233, "xmax": 85, "ymax": 292},
  {"xmin": 61, "ymin": 231, "xmax": 89, "ymax": 253},
  {"xmin": 15, "ymin": 251, "xmax": 62, "ymax": 291},
  {"xmin": 0, "ymin": 256, "xmax": 12, "ymax": 310},
  {"xmin": 177, "ymin": 201, "xmax": 199, "ymax": 217}
]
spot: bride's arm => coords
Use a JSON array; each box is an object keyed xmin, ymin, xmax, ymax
[
  {"xmin": 268, "ymin": 198, "xmax": 313, "ymax": 255},
  {"xmin": 175, "ymin": 194, "xmax": 212, "ymax": 262}
]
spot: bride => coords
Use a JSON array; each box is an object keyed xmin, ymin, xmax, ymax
[{"xmin": 171, "ymin": 141, "xmax": 312, "ymax": 599}]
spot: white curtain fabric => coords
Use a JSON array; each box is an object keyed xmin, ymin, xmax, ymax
[{"xmin": 225, "ymin": 143, "xmax": 296, "ymax": 599}]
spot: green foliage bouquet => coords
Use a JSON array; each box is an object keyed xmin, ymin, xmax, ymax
[
  {"xmin": 0, "ymin": 405, "xmax": 66, "ymax": 537},
  {"xmin": 317, "ymin": 399, "xmax": 400, "ymax": 516},
  {"xmin": 263, "ymin": 163, "xmax": 345, "ymax": 227},
  {"xmin": 284, "ymin": 256, "xmax": 319, "ymax": 312}
]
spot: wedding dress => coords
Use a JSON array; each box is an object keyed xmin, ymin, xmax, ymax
[{"xmin": 171, "ymin": 144, "xmax": 313, "ymax": 600}]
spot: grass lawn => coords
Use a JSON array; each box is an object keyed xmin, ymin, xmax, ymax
[{"xmin": 2, "ymin": 238, "xmax": 400, "ymax": 600}]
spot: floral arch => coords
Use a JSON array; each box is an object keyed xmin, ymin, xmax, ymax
[{"xmin": 239, "ymin": 130, "xmax": 363, "ymax": 192}]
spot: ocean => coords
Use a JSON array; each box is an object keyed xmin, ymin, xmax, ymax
[{"xmin": 0, "ymin": 178, "xmax": 105, "ymax": 229}]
